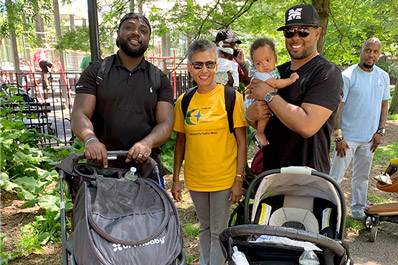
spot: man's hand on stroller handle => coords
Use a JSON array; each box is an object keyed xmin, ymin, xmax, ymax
[
  {"xmin": 126, "ymin": 141, "xmax": 152, "ymax": 164},
  {"xmin": 84, "ymin": 139, "xmax": 108, "ymax": 168}
]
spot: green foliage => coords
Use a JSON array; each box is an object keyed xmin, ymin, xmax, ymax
[
  {"xmin": 186, "ymin": 254, "xmax": 199, "ymax": 265},
  {"xmin": 367, "ymin": 193, "xmax": 393, "ymax": 204},
  {"xmin": 0, "ymin": 0, "xmax": 54, "ymax": 45},
  {"xmin": 0, "ymin": 85, "xmax": 79, "ymax": 258},
  {"xmin": 54, "ymin": 24, "xmax": 116, "ymax": 55},
  {"xmin": 19, "ymin": 210, "xmax": 61, "ymax": 253},
  {"xmin": 161, "ymin": 131, "xmax": 176, "ymax": 173},
  {"xmin": 182, "ymin": 223, "xmax": 199, "ymax": 238},
  {"xmin": 345, "ymin": 217, "xmax": 364, "ymax": 233},
  {"xmin": 377, "ymin": 60, "xmax": 398, "ymax": 79},
  {"xmin": 144, "ymin": 0, "xmax": 397, "ymax": 66},
  {"xmin": 388, "ymin": 114, "xmax": 398, "ymax": 120},
  {"xmin": 148, "ymin": 0, "xmax": 261, "ymax": 52},
  {"xmin": 55, "ymin": 25, "xmax": 91, "ymax": 52},
  {"xmin": 373, "ymin": 142, "xmax": 398, "ymax": 165},
  {"xmin": 326, "ymin": 0, "xmax": 398, "ymax": 65},
  {"xmin": 0, "ymin": 232, "xmax": 22, "ymax": 264}
]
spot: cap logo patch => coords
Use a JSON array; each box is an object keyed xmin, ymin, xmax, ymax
[{"xmin": 287, "ymin": 8, "xmax": 302, "ymax": 21}]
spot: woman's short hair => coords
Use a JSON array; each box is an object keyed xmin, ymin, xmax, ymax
[{"xmin": 187, "ymin": 39, "xmax": 218, "ymax": 64}]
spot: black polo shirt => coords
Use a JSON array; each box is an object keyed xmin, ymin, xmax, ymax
[
  {"xmin": 262, "ymin": 55, "xmax": 343, "ymax": 174},
  {"xmin": 76, "ymin": 53, "xmax": 173, "ymax": 152}
]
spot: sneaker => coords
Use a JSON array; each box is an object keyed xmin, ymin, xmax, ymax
[{"xmin": 351, "ymin": 213, "xmax": 365, "ymax": 220}]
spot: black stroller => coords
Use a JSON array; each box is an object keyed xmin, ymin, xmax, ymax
[
  {"xmin": 57, "ymin": 151, "xmax": 186, "ymax": 265},
  {"xmin": 220, "ymin": 166, "xmax": 353, "ymax": 265}
]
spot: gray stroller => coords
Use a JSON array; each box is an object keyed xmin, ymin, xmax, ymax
[{"xmin": 57, "ymin": 151, "xmax": 186, "ymax": 265}]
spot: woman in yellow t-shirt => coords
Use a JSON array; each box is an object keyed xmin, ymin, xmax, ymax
[{"xmin": 172, "ymin": 39, "xmax": 247, "ymax": 265}]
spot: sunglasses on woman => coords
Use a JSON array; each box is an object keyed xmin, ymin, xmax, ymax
[
  {"xmin": 191, "ymin": 61, "xmax": 216, "ymax": 70},
  {"xmin": 283, "ymin": 27, "xmax": 312, "ymax": 39}
]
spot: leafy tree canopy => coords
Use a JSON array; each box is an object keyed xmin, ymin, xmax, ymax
[
  {"xmin": 0, "ymin": 0, "xmax": 68, "ymax": 47},
  {"xmin": 1, "ymin": 0, "xmax": 396, "ymax": 66}
]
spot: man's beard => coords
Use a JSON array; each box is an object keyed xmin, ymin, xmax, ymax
[
  {"xmin": 118, "ymin": 37, "xmax": 148, "ymax": 58},
  {"xmin": 362, "ymin": 62, "xmax": 374, "ymax": 69}
]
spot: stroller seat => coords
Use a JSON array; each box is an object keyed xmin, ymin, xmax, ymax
[
  {"xmin": 270, "ymin": 208, "xmax": 319, "ymax": 234},
  {"xmin": 268, "ymin": 196, "xmax": 320, "ymax": 234}
]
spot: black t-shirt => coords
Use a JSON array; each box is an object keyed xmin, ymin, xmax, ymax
[
  {"xmin": 262, "ymin": 55, "xmax": 343, "ymax": 173},
  {"xmin": 76, "ymin": 54, "xmax": 173, "ymax": 152}
]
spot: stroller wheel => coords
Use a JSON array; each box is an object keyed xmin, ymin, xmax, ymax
[
  {"xmin": 362, "ymin": 216, "xmax": 375, "ymax": 230},
  {"xmin": 369, "ymin": 226, "xmax": 378, "ymax": 242}
]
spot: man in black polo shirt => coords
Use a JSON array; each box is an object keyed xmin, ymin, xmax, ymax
[
  {"xmin": 245, "ymin": 4, "xmax": 343, "ymax": 173},
  {"xmin": 71, "ymin": 13, "xmax": 174, "ymax": 170}
]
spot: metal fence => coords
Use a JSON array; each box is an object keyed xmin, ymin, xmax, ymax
[{"xmin": 1, "ymin": 70, "xmax": 193, "ymax": 147}]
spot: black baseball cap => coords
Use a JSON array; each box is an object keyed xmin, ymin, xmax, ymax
[
  {"xmin": 215, "ymin": 29, "xmax": 242, "ymax": 44},
  {"xmin": 118, "ymin": 13, "xmax": 151, "ymax": 33},
  {"xmin": 277, "ymin": 4, "xmax": 320, "ymax": 31}
]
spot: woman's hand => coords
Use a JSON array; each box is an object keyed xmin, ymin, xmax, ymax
[
  {"xmin": 229, "ymin": 177, "xmax": 243, "ymax": 204},
  {"xmin": 171, "ymin": 181, "xmax": 182, "ymax": 202}
]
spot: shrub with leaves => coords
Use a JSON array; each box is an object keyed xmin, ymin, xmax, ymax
[
  {"xmin": 161, "ymin": 131, "xmax": 176, "ymax": 173},
  {"xmin": 0, "ymin": 85, "xmax": 80, "ymax": 260}
]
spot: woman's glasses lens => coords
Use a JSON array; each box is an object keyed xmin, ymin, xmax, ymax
[
  {"xmin": 192, "ymin": 61, "xmax": 216, "ymax": 69},
  {"xmin": 283, "ymin": 27, "xmax": 311, "ymax": 39}
]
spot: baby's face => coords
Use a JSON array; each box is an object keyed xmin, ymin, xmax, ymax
[{"xmin": 252, "ymin": 45, "xmax": 277, "ymax": 74}]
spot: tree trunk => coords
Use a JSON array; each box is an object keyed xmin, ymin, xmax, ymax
[
  {"xmin": 35, "ymin": 16, "xmax": 45, "ymax": 44},
  {"xmin": 53, "ymin": 0, "xmax": 65, "ymax": 71},
  {"xmin": 6, "ymin": 0, "xmax": 21, "ymax": 84},
  {"xmin": 130, "ymin": 0, "xmax": 135, "ymax": 12},
  {"xmin": 312, "ymin": 0, "xmax": 330, "ymax": 55},
  {"xmin": 389, "ymin": 84, "xmax": 398, "ymax": 114}
]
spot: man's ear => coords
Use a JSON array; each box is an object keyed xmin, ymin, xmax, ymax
[{"xmin": 315, "ymin": 27, "xmax": 322, "ymax": 40}]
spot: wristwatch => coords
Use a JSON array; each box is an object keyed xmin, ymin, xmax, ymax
[
  {"xmin": 376, "ymin": 127, "xmax": 385, "ymax": 136},
  {"xmin": 264, "ymin": 92, "xmax": 277, "ymax": 103}
]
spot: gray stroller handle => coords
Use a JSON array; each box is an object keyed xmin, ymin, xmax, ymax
[
  {"xmin": 219, "ymin": 224, "xmax": 346, "ymax": 257},
  {"xmin": 74, "ymin": 150, "xmax": 129, "ymax": 160}
]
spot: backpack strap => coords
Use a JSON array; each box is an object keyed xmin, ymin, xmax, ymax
[
  {"xmin": 182, "ymin": 85, "xmax": 236, "ymax": 135},
  {"xmin": 224, "ymin": 85, "xmax": 236, "ymax": 135},
  {"xmin": 96, "ymin": 55, "xmax": 116, "ymax": 85},
  {"xmin": 181, "ymin": 86, "xmax": 198, "ymax": 118}
]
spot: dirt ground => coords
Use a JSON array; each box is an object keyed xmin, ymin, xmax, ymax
[
  {"xmin": 341, "ymin": 119, "xmax": 398, "ymax": 265},
  {"xmin": 1, "ymin": 120, "xmax": 397, "ymax": 265}
]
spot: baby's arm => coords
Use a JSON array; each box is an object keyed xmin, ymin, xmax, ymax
[{"xmin": 265, "ymin": 72, "xmax": 299, "ymax": 89}]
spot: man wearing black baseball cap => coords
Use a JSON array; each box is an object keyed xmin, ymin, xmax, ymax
[
  {"xmin": 245, "ymin": 4, "xmax": 343, "ymax": 174},
  {"xmin": 72, "ymin": 13, "xmax": 174, "ymax": 181},
  {"xmin": 215, "ymin": 29, "xmax": 251, "ymax": 85}
]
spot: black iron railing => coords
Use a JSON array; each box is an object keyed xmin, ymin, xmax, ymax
[{"xmin": 1, "ymin": 70, "xmax": 193, "ymax": 147}]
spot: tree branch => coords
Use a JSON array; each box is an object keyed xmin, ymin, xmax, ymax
[
  {"xmin": 330, "ymin": 0, "xmax": 357, "ymax": 61},
  {"xmin": 167, "ymin": 0, "xmax": 222, "ymax": 73},
  {"xmin": 223, "ymin": 0, "xmax": 258, "ymax": 28}
]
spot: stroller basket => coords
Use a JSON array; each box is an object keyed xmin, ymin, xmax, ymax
[{"xmin": 57, "ymin": 151, "xmax": 186, "ymax": 265}]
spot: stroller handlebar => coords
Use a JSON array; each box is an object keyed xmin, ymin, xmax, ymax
[
  {"xmin": 74, "ymin": 150, "xmax": 129, "ymax": 160},
  {"xmin": 219, "ymin": 224, "xmax": 346, "ymax": 257}
]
